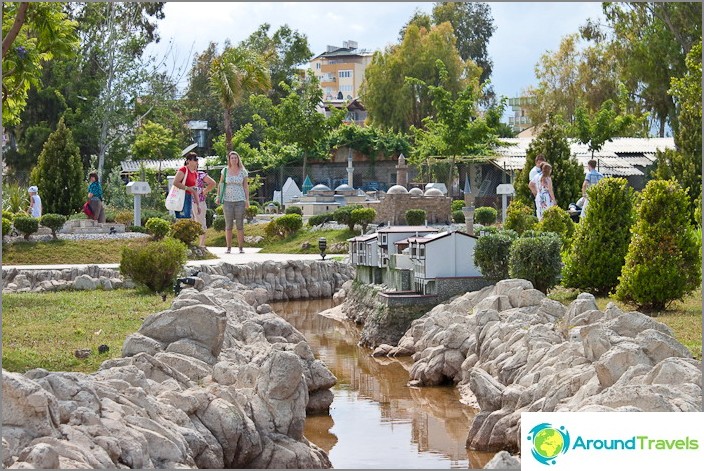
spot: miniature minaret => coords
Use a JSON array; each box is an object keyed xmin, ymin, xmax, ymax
[
  {"xmin": 396, "ymin": 153, "xmax": 408, "ymax": 187},
  {"xmin": 347, "ymin": 153, "xmax": 354, "ymax": 187}
]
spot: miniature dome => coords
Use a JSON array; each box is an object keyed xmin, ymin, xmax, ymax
[
  {"xmin": 334, "ymin": 184, "xmax": 355, "ymax": 193},
  {"xmin": 309, "ymin": 184, "xmax": 332, "ymax": 193},
  {"xmin": 409, "ymin": 187, "xmax": 423, "ymax": 196},
  {"xmin": 387, "ymin": 184, "xmax": 409, "ymax": 195},
  {"xmin": 424, "ymin": 188, "xmax": 444, "ymax": 197}
]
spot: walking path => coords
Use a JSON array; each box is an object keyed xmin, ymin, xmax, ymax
[{"xmin": 2, "ymin": 247, "xmax": 330, "ymax": 271}]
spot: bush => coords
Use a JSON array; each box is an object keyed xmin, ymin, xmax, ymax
[
  {"xmin": 334, "ymin": 205, "xmax": 362, "ymax": 231},
  {"xmin": 13, "ymin": 216, "xmax": 39, "ymax": 240},
  {"xmin": 212, "ymin": 216, "xmax": 226, "ymax": 231},
  {"xmin": 535, "ymin": 206, "xmax": 575, "ymax": 250},
  {"xmin": 474, "ymin": 231, "xmax": 517, "ymax": 280},
  {"xmin": 205, "ymin": 208, "xmax": 214, "ymax": 228},
  {"xmin": 40, "ymin": 213, "xmax": 67, "ymax": 239},
  {"xmin": 308, "ymin": 213, "xmax": 334, "ymax": 227},
  {"xmin": 2, "ymin": 210, "xmax": 15, "ymax": 221},
  {"xmin": 266, "ymin": 213, "xmax": 303, "ymax": 239},
  {"xmin": 145, "ymin": 217, "xmax": 171, "ymax": 240},
  {"xmin": 215, "ymin": 205, "xmax": 224, "ymax": 216},
  {"xmin": 2, "ymin": 217, "xmax": 11, "ymax": 238},
  {"xmin": 562, "ymin": 178, "xmax": 635, "ymax": 295},
  {"xmin": 127, "ymin": 225, "xmax": 148, "ymax": 233},
  {"xmin": 694, "ymin": 193, "xmax": 702, "ymax": 227},
  {"xmin": 451, "ymin": 200, "xmax": 465, "ymax": 212},
  {"xmin": 508, "ymin": 233, "xmax": 562, "ymax": 292},
  {"xmin": 615, "ymin": 179, "xmax": 702, "ymax": 311},
  {"xmin": 120, "ymin": 237, "xmax": 187, "ymax": 297},
  {"xmin": 115, "ymin": 210, "xmax": 134, "ymax": 226},
  {"xmin": 452, "ymin": 210, "xmax": 465, "ymax": 223},
  {"xmin": 140, "ymin": 209, "xmax": 173, "ymax": 226},
  {"xmin": 352, "ymin": 207, "xmax": 376, "ymax": 233},
  {"xmin": 285, "ymin": 206, "xmax": 303, "ymax": 215},
  {"xmin": 503, "ymin": 201, "xmax": 537, "ymax": 235},
  {"xmin": 405, "ymin": 209, "xmax": 426, "ymax": 226},
  {"xmin": 169, "ymin": 219, "xmax": 204, "ymax": 246},
  {"xmin": 475, "ymin": 206, "xmax": 498, "ymax": 225}
]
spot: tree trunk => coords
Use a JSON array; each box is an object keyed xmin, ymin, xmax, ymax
[
  {"xmin": 301, "ymin": 151, "xmax": 307, "ymax": 182},
  {"xmin": 2, "ymin": 2, "xmax": 29, "ymax": 59},
  {"xmin": 224, "ymin": 109, "xmax": 232, "ymax": 153},
  {"xmin": 96, "ymin": 2, "xmax": 116, "ymax": 180}
]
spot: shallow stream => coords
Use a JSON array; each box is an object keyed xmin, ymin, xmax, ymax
[{"xmin": 271, "ymin": 298, "xmax": 495, "ymax": 469}]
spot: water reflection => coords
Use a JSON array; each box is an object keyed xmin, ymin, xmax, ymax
[{"xmin": 271, "ymin": 298, "xmax": 495, "ymax": 469}]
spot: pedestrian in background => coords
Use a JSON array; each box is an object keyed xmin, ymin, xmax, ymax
[
  {"xmin": 27, "ymin": 186, "xmax": 42, "ymax": 218},
  {"xmin": 193, "ymin": 168, "xmax": 216, "ymax": 248},
  {"xmin": 580, "ymin": 159, "xmax": 604, "ymax": 218},
  {"xmin": 87, "ymin": 172, "xmax": 106, "ymax": 223}
]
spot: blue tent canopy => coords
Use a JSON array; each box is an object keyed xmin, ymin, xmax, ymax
[{"xmin": 302, "ymin": 175, "xmax": 313, "ymax": 194}]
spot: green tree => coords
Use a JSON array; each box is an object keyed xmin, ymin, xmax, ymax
[
  {"xmin": 131, "ymin": 121, "xmax": 181, "ymax": 161},
  {"xmin": 361, "ymin": 22, "xmax": 476, "ymax": 132},
  {"xmin": 210, "ymin": 44, "xmax": 271, "ymax": 153},
  {"xmin": 409, "ymin": 60, "xmax": 504, "ymax": 198},
  {"xmin": 616, "ymin": 179, "xmax": 701, "ymax": 310},
  {"xmin": 562, "ymin": 178, "xmax": 635, "ymax": 295},
  {"xmin": 650, "ymin": 40, "xmax": 702, "ymax": 211},
  {"xmin": 573, "ymin": 98, "xmax": 636, "ymax": 159},
  {"xmin": 514, "ymin": 114, "xmax": 583, "ymax": 210},
  {"xmin": 2, "ymin": 2, "xmax": 79, "ymax": 126},
  {"xmin": 29, "ymin": 117, "xmax": 84, "ymax": 215}
]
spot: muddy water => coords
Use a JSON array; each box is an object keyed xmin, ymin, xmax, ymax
[{"xmin": 271, "ymin": 298, "xmax": 495, "ymax": 469}]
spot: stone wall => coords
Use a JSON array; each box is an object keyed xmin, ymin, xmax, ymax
[
  {"xmin": 373, "ymin": 194, "xmax": 452, "ymax": 225},
  {"xmin": 2, "ymin": 266, "xmax": 127, "ymax": 294},
  {"xmin": 432, "ymin": 277, "xmax": 494, "ymax": 300}
]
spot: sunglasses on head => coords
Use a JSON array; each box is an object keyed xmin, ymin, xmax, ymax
[{"xmin": 188, "ymin": 157, "xmax": 198, "ymax": 161}]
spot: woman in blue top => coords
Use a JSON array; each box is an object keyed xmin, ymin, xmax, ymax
[
  {"xmin": 216, "ymin": 151, "xmax": 250, "ymax": 254},
  {"xmin": 87, "ymin": 172, "xmax": 106, "ymax": 223}
]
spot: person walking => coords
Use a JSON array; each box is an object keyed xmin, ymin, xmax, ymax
[
  {"xmin": 27, "ymin": 186, "xmax": 42, "ymax": 218},
  {"xmin": 535, "ymin": 163, "xmax": 556, "ymax": 221},
  {"xmin": 172, "ymin": 152, "xmax": 200, "ymax": 219},
  {"xmin": 87, "ymin": 172, "xmax": 106, "ymax": 223},
  {"xmin": 580, "ymin": 159, "xmax": 604, "ymax": 218},
  {"xmin": 217, "ymin": 151, "xmax": 250, "ymax": 254},
  {"xmin": 193, "ymin": 168, "xmax": 216, "ymax": 248}
]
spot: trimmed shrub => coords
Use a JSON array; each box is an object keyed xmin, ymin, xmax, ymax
[
  {"xmin": 451, "ymin": 200, "xmax": 465, "ymax": 212},
  {"xmin": 474, "ymin": 206, "xmax": 498, "ymax": 225},
  {"xmin": 127, "ymin": 225, "xmax": 148, "ymax": 234},
  {"xmin": 503, "ymin": 200, "xmax": 537, "ymax": 235},
  {"xmin": 205, "ymin": 208, "xmax": 214, "ymax": 228},
  {"xmin": 694, "ymin": 193, "xmax": 702, "ymax": 227},
  {"xmin": 265, "ymin": 213, "xmax": 303, "ymax": 239},
  {"xmin": 215, "ymin": 205, "xmax": 224, "ymax": 216},
  {"xmin": 40, "ymin": 213, "xmax": 67, "ymax": 239},
  {"xmin": 562, "ymin": 178, "xmax": 635, "ymax": 295},
  {"xmin": 453, "ymin": 210, "xmax": 465, "ymax": 223},
  {"xmin": 2, "ymin": 217, "xmax": 11, "ymax": 238},
  {"xmin": 2, "ymin": 210, "xmax": 15, "ymax": 221},
  {"xmin": 140, "ymin": 209, "xmax": 173, "ymax": 226},
  {"xmin": 120, "ymin": 237, "xmax": 187, "ymax": 297},
  {"xmin": 352, "ymin": 207, "xmax": 376, "ymax": 233},
  {"xmin": 615, "ymin": 179, "xmax": 702, "ymax": 311},
  {"xmin": 535, "ymin": 205, "xmax": 575, "ymax": 250},
  {"xmin": 115, "ymin": 210, "xmax": 134, "ymax": 226},
  {"xmin": 170, "ymin": 219, "xmax": 204, "ymax": 246},
  {"xmin": 13, "ymin": 216, "xmax": 39, "ymax": 240},
  {"xmin": 508, "ymin": 233, "xmax": 562, "ymax": 293},
  {"xmin": 405, "ymin": 209, "xmax": 426, "ymax": 226},
  {"xmin": 213, "ymin": 216, "xmax": 226, "ymax": 231},
  {"xmin": 285, "ymin": 206, "xmax": 303, "ymax": 215},
  {"xmin": 245, "ymin": 206, "xmax": 258, "ymax": 222},
  {"xmin": 308, "ymin": 213, "xmax": 334, "ymax": 227},
  {"xmin": 334, "ymin": 205, "xmax": 362, "ymax": 231},
  {"xmin": 474, "ymin": 230, "xmax": 518, "ymax": 280},
  {"xmin": 145, "ymin": 217, "xmax": 171, "ymax": 240}
]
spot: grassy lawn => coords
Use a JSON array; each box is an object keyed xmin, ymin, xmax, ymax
[
  {"xmin": 549, "ymin": 286, "xmax": 702, "ymax": 360},
  {"xmin": 2, "ymin": 289, "xmax": 174, "ymax": 373}
]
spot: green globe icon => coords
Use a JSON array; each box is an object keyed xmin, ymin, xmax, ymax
[{"xmin": 533, "ymin": 428, "xmax": 564, "ymax": 459}]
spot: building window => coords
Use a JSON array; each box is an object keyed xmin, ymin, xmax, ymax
[
  {"xmin": 340, "ymin": 84, "xmax": 353, "ymax": 93},
  {"xmin": 316, "ymin": 63, "xmax": 321, "ymax": 69},
  {"xmin": 339, "ymin": 70, "xmax": 352, "ymax": 79},
  {"xmin": 419, "ymin": 247, "xmax": 425, "ymax": 259}
]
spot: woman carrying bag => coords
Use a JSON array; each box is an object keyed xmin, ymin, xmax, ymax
[{"xmin": 172, "ymin": 152, "xmax": 200, "ymax": 218}]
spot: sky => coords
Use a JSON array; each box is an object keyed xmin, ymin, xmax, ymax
[{"xmin": 147, "ymin": 2, "xmax": 606, "ymax": 103}]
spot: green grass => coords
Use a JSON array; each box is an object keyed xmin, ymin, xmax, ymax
[
  {"xmin": 2, "ymin": 289, "xmax": 174, "ymax": 373},
  {"xmin": 549, "ymin": 286, "xmax": 702, "ymax": 360}
]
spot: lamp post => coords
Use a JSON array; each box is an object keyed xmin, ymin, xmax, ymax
[{"xmin": 318, "ymin": 237, "xmax": 327, "ymax": 260}]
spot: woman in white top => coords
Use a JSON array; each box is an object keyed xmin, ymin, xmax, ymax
[
  {"xmin": 27, "ymin": 186, "xmax": 42, "ymax": 218},
  {"xmin": 216, "ymin": 151, "xmax": 250, "ymax": 254},
  {"xmin": 535, "ymin": 163, "xmax": 556, "ymax": 221}
]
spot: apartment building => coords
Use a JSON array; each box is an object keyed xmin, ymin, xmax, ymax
[{"xmin": 309, "ymin": 40, "xmax": 374, "ymax": 101}]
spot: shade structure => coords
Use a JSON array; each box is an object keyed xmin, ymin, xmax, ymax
[{"xmin": 302, "ymin": 175, "xmax": 313, "ymax": 194}]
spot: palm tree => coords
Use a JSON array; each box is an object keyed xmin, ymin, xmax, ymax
[{"xmin": 209, "ymin": 46, "xmax": 270, "ymax": 152}]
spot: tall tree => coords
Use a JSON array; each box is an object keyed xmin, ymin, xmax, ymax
[
  {"xmin": 603, "ymin": 2, "xmax": 702, "ymax": 136},
  {"xmin": 29, "ymin": 117, "xmax": 84, "ymax": 215},
  {"xmin": 209, "ymin": 45, "xmax": 271, "ymax": 153},
  {"xmin": 361, "ymin": 22, "xmax": 477, "ymax": 133},
  {"xmin": 573, "ymin": 98, "xmax": 637, "ymax": 158},
  {"xmin": 2, "ymin": 2, "xmax": 79, "ymax": 126},
  {"xmin": 131, "ymin": 121, "xmax": 180, "ymax": 161}
]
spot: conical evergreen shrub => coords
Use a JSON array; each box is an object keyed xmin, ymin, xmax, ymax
[{"xmin": 615, "ymin": 179, "xmax": 702, "ymax": 311}]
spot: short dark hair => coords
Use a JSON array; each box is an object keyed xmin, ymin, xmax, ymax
[
  {"xmin": 588, "ymin": 159, "xmax": 597, "ymax": 168},
  {"xmin": 535, "ymin": 154, "xmax": 546, "ymax": 163},
  {"xmin": 89, "ymin": 172, "xmax": 99, "ymax": 181},
  {"xmin": 184, "ymin": 152, "xmax": 199, "ymax": 164}
]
